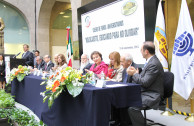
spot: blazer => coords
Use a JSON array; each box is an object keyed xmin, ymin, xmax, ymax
[
  {"xmin": 121, "ymin": 62, "xmax": 139, "ymax": 83},
  {"xmin": 0, "ymin": 61, "xmax": 5, "ymax": 76},
  {"xmin": 82, "ymin": 63, "xmax": 93, "ymax": 75},
  {"xmin": 110, "ymin": 65, "xmax": 124, "ymax": 82},
  {"xmin": 35, "ymin": 60, "xmax": 45, "ymax": 70},
  {"xmin": 22, "ymin": 51, "xmax": 34, "ymax": 67},
  {"xmin": 43, "ymin": 61, "xmax": 54, "ymax": 71},
  {"xmin": 132, "ymin": 55, "xmax": 164, "ymax": 109}
]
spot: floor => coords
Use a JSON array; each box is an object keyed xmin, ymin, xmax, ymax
[{"xmin": 15, "ymin": 102, "xmax": 194, "ymax": 126}]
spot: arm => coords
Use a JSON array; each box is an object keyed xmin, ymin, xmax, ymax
[{"xmin": 132, "ymin": 64, "xmax": 160, "ymax": 88}]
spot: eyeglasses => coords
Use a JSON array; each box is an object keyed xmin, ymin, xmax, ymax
[{"xmin": 81, "ymin": 58, "xmax": 87, "ymax": 60}]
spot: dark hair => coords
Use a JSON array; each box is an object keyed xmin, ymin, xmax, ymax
[
  {"xmin": 23, "ymin": 44, "xmax": 29, "ymax": 48},
  {"xmin": 34, "ymin": 50, "xmax": 40, "ymax": 54},
  {"xmin": 143, "ymin": 41, "xmax": 155, "ymax": 55},
  {"xmin": 0, "ymin": 54, "xmax": 4, "ymax": 58},
  {"xmin": 91, "ymin": 51, "xmax": 102, "ymax": 60}
]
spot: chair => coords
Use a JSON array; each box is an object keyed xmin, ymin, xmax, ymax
[{"xmin": 142, "ymin": 72, "xmax": 174, "ymax": 126}]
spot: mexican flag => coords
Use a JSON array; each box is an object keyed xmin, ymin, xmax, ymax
[{"xmin": 66, "ymin": 26, "xmax": 73, "ymax": 67}]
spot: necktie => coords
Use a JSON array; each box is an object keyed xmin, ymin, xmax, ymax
[
  {"xmin": 123, "ymin": 72, "xmax": 128, "ymax": 83},
  {"xmin": 144, "ymin": 62, "xmax": 147, "ymax": 68},
  {"xmin": 45, "ymin": 64, "xmax": 47, "ymax": 70}
]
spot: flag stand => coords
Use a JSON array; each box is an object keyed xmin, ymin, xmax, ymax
[
  {"xmin": 185, "ymin": 98, "xmax": 194, "ymax": 122},
  {"xmin": 161, "ymin": 98, "xmax": 174, "ymax": 116}
]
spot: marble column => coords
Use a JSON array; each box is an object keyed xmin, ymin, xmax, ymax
[{"xmin": 0, "ymin": 31, "xmax": 4, "ymax": 54}]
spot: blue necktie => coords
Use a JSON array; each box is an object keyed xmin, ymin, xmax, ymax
[{"xmin": 123, "ymin": 72, "xmax": 128, "ymax": 83}]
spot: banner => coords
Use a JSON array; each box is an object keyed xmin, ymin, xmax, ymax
[
  {"xmin": 171, "ymin": 0, "xmax": 194, "ymax": 100},
  {"xmin": 154, "ymin": 0, "xmax": 168, "ymax": 72}
]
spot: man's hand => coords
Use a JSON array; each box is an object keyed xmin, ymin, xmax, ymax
[{"xmin": 127, "ymin": 66, "xmax": 139, "ymax": 76}]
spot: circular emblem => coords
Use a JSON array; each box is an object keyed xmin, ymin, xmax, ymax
[
  {"xmin": 85, "ymin": 16, "xmax": 91, "ymax": 28},
  {"xmin": 121, "ymin": 0, "xmax": 138, "ymax": 16}
]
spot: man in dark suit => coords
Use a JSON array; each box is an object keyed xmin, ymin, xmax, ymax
[
  {"xmin": 35, "ymin": 56, "xmax": 45, "ymax": 70},
  {"xmin": 112, "ymin": 53, "xmax": 140, "ymax": 126},
  {"xmin": 22, "ymin": 44, "xmax": 34, "ymax": 67},
  {"xmin": 127, "ymin": 41, "xmax": 164, "ymax": 126},
  {"xmin": 120, "ymin": 53, "xmax": 139, "ymax": 83},
  {"xmin": 80, "ymin": 54, "xmax": 92, "ymax": 75},
  {"xmin": 43, "ymin": 55, "xmax": 54, "ymax": 72}
]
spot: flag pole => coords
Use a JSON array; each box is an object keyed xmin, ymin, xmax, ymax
[
  {"xmin": 185, "ymin": 97, "xmax": 194, "ymax": 122},
  {"xmin": 161, "ymin": 98, "xmax": 175, "ymax": 116}
]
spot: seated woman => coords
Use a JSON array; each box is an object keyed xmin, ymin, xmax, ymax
[
  {"xmin": 88, "ymin": 51, "xmax": 108, "ymax": 78},
  {"xmin": 108, "ymin": 51, "xmax": 123, "ymax": 82},
  {"xmin": 53, "ymin": 54, "xmax": 67, "ymax": 71}
]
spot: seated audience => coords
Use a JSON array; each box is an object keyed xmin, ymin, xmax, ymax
[
  {"xmin": 34, "ymin": 56, "xmax": 45, "ymax": 70},
  {"xmin": 87, "ymin": 51, "xmax": 108, "ymax": 78},
  {"xmin": 43, "ymin": 55, "xmax": 54, "ymax": 72},
  {"xmin": 22, "ymin": 44, "xmax": 34, "ymax": 67},
  {"xmin": 127, "ymin": 41, "xmax": 164, "ymax": 126},
  {"xmin": 0, "ymin": 54, "xmax": 5, "ymax": 90},
  {"xmin": 108, "ymin": 51, "xmax": 123, "ymax": 82},
  {"xmin": 80, "ymin": 54, "xmax": 92, "ymax": 75}
]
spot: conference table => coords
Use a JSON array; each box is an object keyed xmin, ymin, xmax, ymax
[{"xmin": 11, "ymin": 74, "xmax": 142, "ymax": 126}]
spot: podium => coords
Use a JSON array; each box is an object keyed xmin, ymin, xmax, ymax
[{"xmin": 10, "ymin": 58, "xmax": 26, "ymax": 69}]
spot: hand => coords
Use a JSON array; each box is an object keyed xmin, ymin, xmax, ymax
[
  {"xmin": 127, "ymin": 66, "xmax": 138, "ymax": 76},
  {"xmin": 85, "ymin": 69, "xmax": 90, "ymax": 73},
  {"xmin": 1, "ymin": 73, "xmax": 2, "ymax": 75}
]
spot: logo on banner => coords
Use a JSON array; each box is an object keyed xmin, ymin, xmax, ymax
[
  {"xmin": 85, "ymin": 16, "xmax": 91, "ymax": 28},
  {"xmin": 121, "ymin": 0, "xmax": 137, "ymax": 16},
  {"xmin": 173, "ymin": 31, "xmax": 194, "ymax": 56},
  {"xmin": 155, "ymin": 27, "xmax": 168, "ymax": 60}
]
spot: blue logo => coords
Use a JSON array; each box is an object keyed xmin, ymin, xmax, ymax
[{"xmin": 173, "ymin": 31, "xmax": 194, "ymax": 56}]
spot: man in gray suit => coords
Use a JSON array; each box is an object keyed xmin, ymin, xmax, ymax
[{"xmin": 127, "ymin": 41, "xmax": 164, "ymax": 126}]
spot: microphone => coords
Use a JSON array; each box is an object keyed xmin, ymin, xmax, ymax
[{"xmin": 13, "ymin": 52, "xmax": 21, "ymax": 58}]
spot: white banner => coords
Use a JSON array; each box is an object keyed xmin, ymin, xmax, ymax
[
  {"xmin": 171, "ymin": 0, "xmax": 194, "ymax": 100},
  {"xmin": 81, "ymin": 0, "xmax": 145, "ymax": 64}
]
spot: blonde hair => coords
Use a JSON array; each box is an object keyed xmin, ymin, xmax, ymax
[{"xmin": 109, "ymin": 51, "xmax": 120, "ymax": 69}]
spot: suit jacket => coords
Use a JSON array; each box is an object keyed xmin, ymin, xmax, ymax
[
  {"xmin": 132, "ymin": 55, "xmax": 164, "ymax": 109},
  {"xmin": 35, "ymin": 61, "xmax": 45, "ymax": 70},
  {"xmin": 121, "ymin": 62, "xmax": 139, "ymax": 83},
  {"xmin": 22, "ymin": 51, "xmax": 34, "ymax": 67},
  {"xmin": 0, "ymin": 61, "xmax": 5, "ymax": 76},
  {"xmin": 43, "ymin": 61, "xmax": 54, "ymax": 71},
  {"xmin": 82, "ymin": 63, "xmax": 92, "ymax": 75}
]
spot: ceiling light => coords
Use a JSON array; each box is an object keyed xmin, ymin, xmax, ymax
[
  {"xmin": 60, "ymin": 12, "xmax": 65, "ymax": 14},
  {"xmin": 63, "ymin": 16, "xmax": 70, "ymax": 18}
]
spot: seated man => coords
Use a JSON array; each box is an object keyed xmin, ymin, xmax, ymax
[
  {"xmin": 34, "ymin": 56, "xmax": 45, "ymax": 70},
  {"xmin": 120, "ymin": 53, "xmax": 139, "ymax": 83},
  {"xmin": 43, "ymin": 55, "xmax": 54, "ymax": 72},
  {"xmin": 80, "ymin": 54, "xmax": 92, "ymax": 75},
  {"xmin": 112, "ymin": 54, "xmax": 140, "ymax": 126},
  {"xmin": 127, "ymin": 41, "xmax": 164, "ymax": 126}
]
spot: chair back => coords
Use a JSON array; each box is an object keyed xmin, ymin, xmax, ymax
[{"xmin": 163, "ymin": 72, "xmax": 174, "ymax": 99}]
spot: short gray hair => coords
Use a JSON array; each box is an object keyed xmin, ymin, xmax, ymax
[
  {"xmin": 81, "ymin": 54, "xmax": 89, "ymax": 59},
  {"xmin": 124, "ymin": 53, "xmax": 133, "ymax": 62}
]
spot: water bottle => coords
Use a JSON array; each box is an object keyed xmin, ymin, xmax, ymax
[
  {"xmin": 91, "ymin": 73, "xmax": 96, "ymax": 86},
  {"xmin": 101, "ymin": 71, "xmax": 106, "ymax": 87},
  {"xmin": 101, "ymin": 71, "xmax": 105, "ymax": 81}
]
